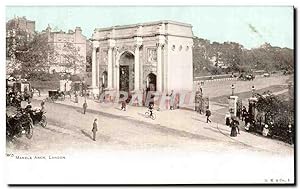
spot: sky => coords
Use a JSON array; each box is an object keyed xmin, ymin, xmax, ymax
[{"xmin": 6, "ymin": 6, "xmax": 294, "ymax": 49}]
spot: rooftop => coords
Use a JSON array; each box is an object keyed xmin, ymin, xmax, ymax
[{"xmin": 95, "ymin": 20, "xmax": 192, "ymax": 32}]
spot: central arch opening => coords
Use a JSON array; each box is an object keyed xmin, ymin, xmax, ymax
[{"xmin": 119, "ymin": 51, "xmax": 135, "ymax": 92}]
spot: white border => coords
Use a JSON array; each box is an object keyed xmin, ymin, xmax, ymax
[{"xmin": 1, "ymin": 0, "xmax": 298, "ymax": 189}]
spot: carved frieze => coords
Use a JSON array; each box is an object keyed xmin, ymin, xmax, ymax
[
  {"xmin": 116, "ymin": 45, "xmax": 135, "ymax": 54},
  {"xmin": 147, "ymin": 48, "xmax": 157, "ymax": 64},
  {"xmin": 100, "ymin": 48, "xmax": 108, "ymax": 65}
]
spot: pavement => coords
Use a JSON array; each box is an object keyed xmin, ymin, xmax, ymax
[
  {"xmin": 8, "ymin": 74, "xmax": 293, "ymax": 155},
  {"xmin": 32, "ymin": 92, "xmax": 293, "ymax": 156}
]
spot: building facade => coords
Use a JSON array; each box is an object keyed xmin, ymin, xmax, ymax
[
  {"xmin": 6, "ymin": 16, "xmax": 36, "ymax": 71},
  {"xmin": 44, "ymin": 26, "xmax": 87, "ymax": 75},
  {"xmin": 91, "ymin": 20, "xmax": 194, "ymax": 95},
  {"xmin": 6, "ymin": 16, "xmax": 35, "ymax": 37}
]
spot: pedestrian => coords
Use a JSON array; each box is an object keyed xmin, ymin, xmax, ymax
[
  {"xmin": 225, "ymin": 112, "xmax": 231, "ymax": 126},
  {"xmin": 75, "ymin": 92, "xmax": 78, "ymax": 103},
  {"xmin": 41, "ymin": 100, "xmax": 45, "ymax": 112},
  {"xmin": 91, "ymin": 118, "xmax": 98, "ymax": 141},
  {"xmin": 148, "ymin": 102, "xmax": 154, "ymax": 117},
  {"xmin": 262, "ymin": 123, "xmax": 269, "ymax": 137},
  {"xmin": 243, "ymin": 113, "xmax": 250, "ymax": 131},
  {"xmin": 25, "ymin": 101, "xmax": 32, "ymax": 111},
  {"xmin": 170, "ymin": 90, "xmax": 175, "ymax": 110},
  {"xmin": 241, "ymin": 106, "xmax": 247, "ymax": 121},
  {"xmin": 205, "ymin": 107, "xmax": 211, "ymax": 123},
  {"xmin": 195, "ymin": 90, "xmax": 201, "ymax": 113},
  {"xmin": 121, "ymin": 100, "xmax": 127, "ymax": 111},
  {"xmin": 236, "ymin": 118, "xmax": 240, "ymax": 134},
  {"xmin": 83, "ymin": 100, "xmax": 88, "ymax": 114},
  {"xmin": 230, "ymin": 117, "xmax": 238, "ymax": 137},
  {"xmin": 244, "ymin": 112, "xmax": 250, "ymax": 125}
]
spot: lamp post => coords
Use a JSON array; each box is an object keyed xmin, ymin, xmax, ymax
[
  {"xmin": 231, "ymin": 84, "xmax": 235, "ymax": 96},
  {"xmin": 251, "ymin": 85, "xmax": 255, "ymax": 97}
]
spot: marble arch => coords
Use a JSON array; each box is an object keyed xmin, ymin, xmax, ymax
[{"xmin": 91, "ymin": 20, "xmax": 194, "ymax": 95}]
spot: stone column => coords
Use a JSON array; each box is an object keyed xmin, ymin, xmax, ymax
[
  {"xmin": 113, "ymin": 49, "xmax": 118, "ymax": 90},
  {"xmin": 156, "ymin": 43, "xmax": 163, "ymax": 92},
  {"xmin": 92, "ymin": 41, "xmax": 100, "ymax": 95},
  {"xmin": 92, "ymin": 47, "xmax": 97, "ymax": 89},
  {"xmin": 107, "ymin": 47, "xmax": 113, "ymax": 89},
  {"xmin": 134, "ymin": 44, "xmax": 142, "ymax": 91},
  {"xmin": 163, "ymin": 45, "xmax": 168, "ymax": 93},
  {"xmin": 107, "ymin": 39, "xmax": 116, "ymax": 90}
]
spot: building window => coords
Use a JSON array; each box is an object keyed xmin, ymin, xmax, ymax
[
  {"xmin": 179, "ymin": 45, "xmax": 182, "ymax": 51},
  {"xmin": 172, "ymin": 45, "xmax": 176, "ymax": 51}
]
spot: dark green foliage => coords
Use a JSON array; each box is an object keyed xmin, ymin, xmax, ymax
[
  {"xmin": 255, "ymin": 92, "xmax": 294, "ymax": 143},
  {"xmin": 193, "ymin": 37, "xmax": 294, "ymax": 77}
]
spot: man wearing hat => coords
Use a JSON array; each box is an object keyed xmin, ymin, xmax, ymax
[
  {"xmin": 205, "ymin": 107, "xmax": 212, "ymax": 123},
  {"xmin": 83, "ymin": 100, "xmax": 88, "ymax": 114},
  {"xmin": 91, "ymin": 118, "xmax": 98, "ymax": 141}
]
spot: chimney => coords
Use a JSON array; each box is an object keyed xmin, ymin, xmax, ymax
[
  {"xmin": 75, "ymin": 27, "xmax": 82, "ymax": 33},
  {"xmin": 46, "ymin": 24, "xmax": 51, "ymax": 32}
]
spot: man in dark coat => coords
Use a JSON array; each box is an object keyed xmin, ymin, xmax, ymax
[
  {"xmin": 92, "ymin": 118, "xmax": 98, "ymax": 141},
  {"xmin": 83, "ymin": 100, "xmax": 88, "ymax": 114},
  {"xmin": 75, "ymin": 92, "xmax": 78, "ymax": 103},
  {"xmin": 205, "ymin": 108, "xmax": 211, "ymax": 123},
  {"xmin": 241, "ymin": 106, "xmax": 247, "ymax": 121},
  {"xmin": 41, "ymin": 100, "xmax": 45, "ymax": 112}
]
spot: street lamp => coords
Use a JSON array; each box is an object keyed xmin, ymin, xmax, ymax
[
  {"xmin": 231, "ymin": 84, "xmax": 235, "ymax": 96},
  {"xmin": 251, "ymin": 85, "xmax": 255, "ymax": 97}
]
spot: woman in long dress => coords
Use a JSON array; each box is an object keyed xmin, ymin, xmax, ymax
[{"xmin": 230, "ymin": 117, "xmax": 238, "ymax": 137}]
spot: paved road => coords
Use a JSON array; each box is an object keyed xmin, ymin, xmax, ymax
[{"xmin": 6, "ymin": 98, "xmax": 293, "ymax": 156}]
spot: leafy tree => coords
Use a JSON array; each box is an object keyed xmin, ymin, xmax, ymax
[
  {"xmin": 255, "ymin": 91, "xmax": 293, "ymax": 142},
  {"xmin": 60, "ymin": 42, "xmax": 85, "ymax": 74},
  {"xmin": 193, "ymin": 37, "xmax": 294, "ymax": 76},
  {"xmin": 11, "ymin": 33, "xmax": 57, "ymax": 79}
]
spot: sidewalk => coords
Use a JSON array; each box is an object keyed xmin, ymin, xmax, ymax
[{"xmin": 34, "ymin": 95, "xmax": 293, "ymax": 155}]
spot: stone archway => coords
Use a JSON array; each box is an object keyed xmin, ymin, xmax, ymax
[
  {"xmin": 119, "ymin": 51, "xmax": 135, "ymax": 92},
  {"xmin": 146, "ymin": 72, "xmax": 157, "ymax": 91},
  {"xmin": 101, "ymin": 71, "xmax": 108, "ymax": 88}
]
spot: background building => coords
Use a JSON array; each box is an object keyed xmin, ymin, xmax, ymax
[
  {"xmin": 43, "ymin": 25, "xmax": 87, "ymax": 75},
  {"xmin": 6, "ymin": 16, "xmax": 36, "ymax": 76},
  {"xmin": 6, "ymin": 16, "xmax": 36, "ymax": 37}
]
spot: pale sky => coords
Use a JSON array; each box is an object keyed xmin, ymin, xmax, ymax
[{"xmin": 6, "ymin": 6, "xmax": 294, "ymax": 49}]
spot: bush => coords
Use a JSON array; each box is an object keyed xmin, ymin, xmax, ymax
[
  {"xmin": 255, "ymin": 92, "xmax": 294, "ymax": 143},
  {"xmin": 27, "ymin": 71, "xmax": 61, "ymax": 81}
]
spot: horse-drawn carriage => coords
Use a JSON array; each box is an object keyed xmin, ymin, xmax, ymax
[
  {"xmin": 47, "ymin": 90, "xmax": 65, "ymax": 102},
  {"xmin": 6, "ymin": 106, "xmax": 47, "ymax": 141},
  {"xmin": 29, "ymin": 108, "xmax": 47, "ymax": 127},
  {"xmin": 6, "ymin": 107, "xmax": 33, "ymax": 140},
  {"xmin": 12, "ymin": 81, "xmax": 33, "ymax": 101},
  {"xmin": 238, "ymin": 73, "xmax": 255, "ymax": 81}
]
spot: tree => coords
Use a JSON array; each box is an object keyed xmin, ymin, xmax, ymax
[
  {"xmin": 10, "ymin": 33, "xmax": 57, "ymax": 79},
  {"xmin": 60, "ymin": 42, "xmax": 85, "ymax": 74},
  {"xmin": 255, "ymin": 91, "xmax": 293, "ymax": 142}
]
